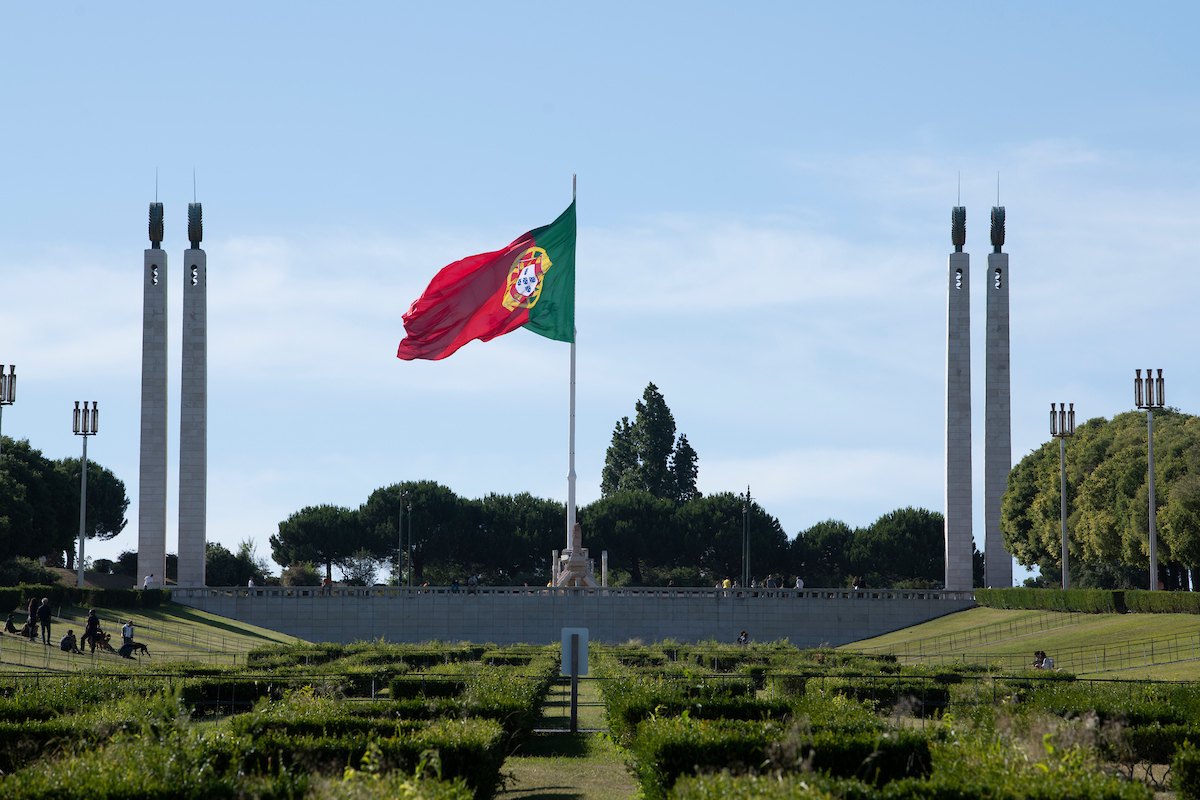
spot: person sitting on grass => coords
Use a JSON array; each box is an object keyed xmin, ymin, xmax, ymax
[
  {"xmin": 59, "ymin": 630, "xmax": 80, "ymax": 654},
  {"xmin": 3, "ymin": 614, "xmax": 17, "ymax": 635}
]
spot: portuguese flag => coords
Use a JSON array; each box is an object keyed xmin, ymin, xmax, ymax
[{"xmin": 396, "ymin": 202, "xmax": 576, "ymax": 361}]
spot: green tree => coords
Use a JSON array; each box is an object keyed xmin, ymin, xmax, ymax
[
  {"xmin": 580, "ymin": 491, "xmax": 675, "ymax": 585},
  {"xmin": 0, "ymin": 438, "xmax": 75, "ymax": 563},
  {"xmin": 670, "ymin": 434, "xmax": 700, "ymax": 503},
  {"xmin": 632, "ymin": 383, "xmax": 676, "ymax": 498},
  {"xmin": 793, "ymin": 519, "xmax": 855, "ymax": 587},
  {"xmin": 1002, "ymin": 409, "xmax": 1200, "ymax": 589},
  {"xmin": 600, "ymin": 383, "xmax": 700, "ymax": 503},
  {"xmin": 0, "ymin": 438, "xmax": 129, "ymax": 567},
  {"xmin": 849, "ymin": 507, "xmax": 944, "ymax": 588},
  {"xmin": 600, "ymin": 417, "xmax": 638, "ymax": 496},
  {"xmin": 359, "ymin": 481, "xmax": 464, "ymax": 584},
  {"xmin": 466, "ymin": 492, "xmax": 564, "ymax": 583},
  {"xmin": 271, "ymin": 505, "xmax": 364, "ymax": 582},
  {"xmin": 58, "ymin": 456, "xmax": 130, "ymax": 568},
  {"xmin": 206, "ymin": 540, "xmax": 269, "ymax": 586},
  {"xmin": 672, "ymin": 491, "xmax": 787, "ymax": 584}
]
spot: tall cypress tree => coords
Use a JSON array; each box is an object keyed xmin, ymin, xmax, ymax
[
  {"xmin": 632, "ymin": 383, "xmax": 676, "ymax": 498},
  {"xmin": 601, "ymin": 383, "xmax": 701, "ymax": 503}
]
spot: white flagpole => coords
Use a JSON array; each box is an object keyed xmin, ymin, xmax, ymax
[{"xmin": 566, "ymin": 174, "xmax": 577, "ymax": 552}]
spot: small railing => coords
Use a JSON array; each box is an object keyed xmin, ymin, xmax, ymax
[{"xmin": 172, "ymin": 586, "xmax": 978, "ymax": 602}]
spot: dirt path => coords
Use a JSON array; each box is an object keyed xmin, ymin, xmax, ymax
[{"xmin": 498, "ymin": 677, "xmax": 637, "ymax": 800}]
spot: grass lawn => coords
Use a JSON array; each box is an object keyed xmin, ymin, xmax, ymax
[
  {"xmin": 842, "ymin": 606, "xmax": 1200, "ymax": 679},
  {"xmin": 0, "ymin": 601, "xmax": 303, "ymax": 672},
  {"xmin": 499, "ymin": 676, "xmax": 637, "ymax": 800}
]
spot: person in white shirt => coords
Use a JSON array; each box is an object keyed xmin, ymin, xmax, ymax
[
  {"xmin": 794, "ymin": 576, "xmax": 804, "ymax": 589},
  {"xmin": 143, "ymin": 574, "xmax": 154, "ymax": 590},
  {"xmin": 122, "ymin": 620, "xmax": 134, "ymax": 645},
  {"xmin": 247, "ymin": 578, "xmax": 255, "ymax": 588}
]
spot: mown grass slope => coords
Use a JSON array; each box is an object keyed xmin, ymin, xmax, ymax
[
  {"xmin": 841, "ymin": 606, "xmax": 1200, "ymax": 679},
  {"xmin": 0, "ymin": 602, "xmax": 303, "ymax": 672}
]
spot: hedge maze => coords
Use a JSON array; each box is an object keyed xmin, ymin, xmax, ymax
[
  {"xmin": 594, "ymin": 641, "xmax": 1200, "ymax": 800},
  {"xmin": 0, "ymin": 641, "xmax": 557, "ymax": 799},
  {"xmin": 0, "ymin": 638, "xmax": 1198, "ymax": 799}
]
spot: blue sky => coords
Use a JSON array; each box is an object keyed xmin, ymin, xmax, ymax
[{"xmin": 2, "ymin": 2, "xmax": 1198, "ymax": 582}]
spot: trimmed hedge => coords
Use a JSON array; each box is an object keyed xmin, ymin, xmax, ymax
[
  {"xmin": 670, "ymin": 771, "xmax": 1153, "ymax": 800},
  {"xmin": 212, "ymin": 718, "xmax": 506, "ymax": 797},
  {"xmin": 977, "ymin": 587, "xmax": 1200, "ymax": 615},
  {"xmin": 974, "ymin": 588, "xmax": 1125, "ymax": 614},
  {"xmin": 0, "ymin": 584, "xmax": 171, "ymax": 612},
  {"xmin": 630, "ymin": 717, "xmax": 931, "ymax": 800},
  {"xmin": 1124, "ymin": 590, "xmax": 1200, "ymax": 614}
]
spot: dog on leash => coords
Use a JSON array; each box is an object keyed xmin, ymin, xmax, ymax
[
  {"xmin": 118, "ymin": 641, "xmax": 151, "ymax": 659},
  {"xmin": 91, "ymin": 632, "xmax": 117, "ymax": 654}
]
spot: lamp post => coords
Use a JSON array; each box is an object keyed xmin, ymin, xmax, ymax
[
  {"xmin": 73, "ymin": 401, "xmax": 98, "ymax": 589},
  {"xmin": 407, "ymin": 499, "xmax": 414, "ymax": 588},
  {"xmin": 1135, "ymin": 369, "xmax": 1165, "ymax": 590},
  {"xmin": 396, "ymin": 485, "xmax": 409, "ymax": 586},
  {"xmin": 741, "ymin": 486, "xmax": 751, "ymax": 589},
  {"xmin": 0, "ymin": 365, "xmax": 14, "ymax": 460},
  {"xmin": 1050, "ymin": 402, "xmax": 1076, "ymax": 590}
]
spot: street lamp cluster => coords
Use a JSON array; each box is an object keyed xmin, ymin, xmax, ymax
[
  {"xmin": 1050, "ymin": 403, "xmax": 1075, "ymax": 589},
  {"xmin": 72, "ymin": 401, "xmax": 99, "ymax": 589},
  {"xmin": 1048, "ymin": 370, "xmax": 1168, "ymax": 592},
  {"xmin": 1134, "ymin": 369, "xmax": 1166, "ymax": 590},
  {"xmin": 397, "ymin": 487, "xmax": 413, "ymax": 588},
  {"xmin": 0, "ymin": 365, "xmax": 14, "ymax": 460}
]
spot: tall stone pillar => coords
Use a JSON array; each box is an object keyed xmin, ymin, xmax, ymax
[
  {"xmin": 984, "ymin": 207, "xmax": 1013, "ymax": 587},
  {"xmin": 178, "ymin": 203, "xmax": 207, "ymax": 587},
  {"xmin": 945, "ymin": 206, "xmax": 974, "ymax": 591},
  {"xmin": 138, "ymin": 203, "xmax": 168, "ymax": 585}
]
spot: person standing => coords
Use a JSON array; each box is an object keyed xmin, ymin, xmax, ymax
[
  {"xmin": 36, "ymin": 598, "xmax": 52, "ymax": 645},
  {"xmin": 143, "ymin": 574, "xmax": 154, "ymax": 590},
  {"xmin": 26, "ymin": 596, "xmax": 37, "ymax": 626},
  {"xmin": 794, "ymin": 576, "xmax": 804, "ymax": 589},
  {"xmin": 82, "ymin": 609, "xmax": 101, "ymax": 652},
  {"xmin": 122, "ymin": 619, "xmax": 135, "ymax": 646}
]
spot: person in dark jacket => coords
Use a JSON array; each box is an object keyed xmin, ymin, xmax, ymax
[
  {"xmin": 82, "ymin": 610, "xmax": 102, "ymax": 652},
  {"xmin": 36, "ymin": 598, "xmax": 52, "ymax": 645}
]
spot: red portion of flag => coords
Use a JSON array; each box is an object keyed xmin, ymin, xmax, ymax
[{"xmin": 396, "ymin": 232, "xmax": 535, "ymax": 361}]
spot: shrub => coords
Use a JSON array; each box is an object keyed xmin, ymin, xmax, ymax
[
  {"xmin": 0, "ymin": 557, "xmax": 63, "ymax": 587},
  {"xmin": 1176, "ymin": 741, "xmax": 1200, "ymax": 800}
]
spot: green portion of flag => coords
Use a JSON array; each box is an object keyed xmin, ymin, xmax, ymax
[{"xmin": 524, "ymin": 200, "xmax": 575, "ymax": 343}]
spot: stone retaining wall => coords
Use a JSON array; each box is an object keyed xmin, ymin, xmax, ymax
[{"xmin": 173, "ymin": 586, "xmax": 977, "ymax": 647}]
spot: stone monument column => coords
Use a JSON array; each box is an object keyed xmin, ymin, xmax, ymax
[
  {"xmin": 984, "ymin": 207, "xmax": 1013, "ymax": 587},
  {"xmin": 138, "ymin": 203, "xmax": 168, "ymax": 585},
  {"xmin": 177, "ymin": 203, "xmax": 207, "ymax": 587},
  {"xmin": 944, "ymin": 206, "xmax": 974, "ymax": 591}
]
